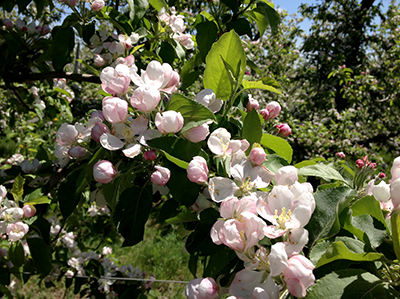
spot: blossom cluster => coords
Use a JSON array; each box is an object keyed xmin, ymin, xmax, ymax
[
  {"xmin": 185, "ymin": 131, "xmax": 316, "ymax": 298},
  {"xmin": 367, "ymin": 156, "xmax": 400, "ymax": 214},
  {"xmin": 0, "ymin": 185, "xmax": 35, "ymax": 242}
]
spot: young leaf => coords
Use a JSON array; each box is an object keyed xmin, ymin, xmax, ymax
[
  {"xmin": 242, "ymin": 109, "xmax": 262, "ymax": 150},
  {"xmin": 11, "ymin": 173, "xmax": 25, "ymax": 203},
  {"xmin": 196, "ymin": 21, "xmax": 218, "ymax": 62},
  {"xmin": 297, "ymin": 164, "xmax": 346, "ymax": 182},
  {"xmin": 204, "ymin": 30, "xmax": 246, "ymax": 101},
  {"xmin": 260, "ymin": 134, "xmax": 293, "ymax": 163},
  {"xmin": 27, "ymin": 238, "xmax": 52, "ymax": 276},
  {"xmin": 242, "ymin": 79, "xmax": 282, "ymax": 95}
]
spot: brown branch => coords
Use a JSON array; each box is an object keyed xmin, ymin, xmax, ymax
[{"xmin": 6, "ymin": 72, "xmax": 101, "ymax": 84}]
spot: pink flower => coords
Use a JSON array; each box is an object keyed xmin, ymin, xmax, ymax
[
  {"xmin": 266, "ymin": 101, "xmax": 281, "ymax": 119},
  {"xmin": 391, "ymin": 178, "xmax": 400, "ymax": 208},
  {"xmin": 336, "ymin": 151, "xmax": 346, "ymax": 158},
  {"xmin": 91, "ymin": 122, "xmax": 110, "ymax": 142},
  {"xmin": 275, "ymin": 123, "xmax": 291, "ymax": 137},
  {"xmin": 275, "ymin": 166, "xmax": 298, "ymax": 186},
  {"xmin": 23, "ymin": 205, "xmax": 36, "ymax": 218},
  {"xmin": 246, "ymin": 95, "xmax": 259, "ymax": 112},
  {"xmin": 94, "ymin": 54, "xmax": 106, "ymax": 67},
  {"xmin": 102, "ymin": 97, "xmax": 128, "ymax": 123},
  {"xmin": 155, "ymin": 111, "xmax": 184, "ymax": 134},
  {"xmin": 187, "ymin": 156, "xmax": 209, "ymax": 183},
  {"xmin": 390, "ymin": 157, "xmax": 400, "ymax": 183},
  {"xmin": 100, "ymin": 65, "xmax": 131, "ymax": 95},
  {"xmin": 151, "ymin": 166, "xmax": 170, "ymax": 186},
  {"xmin": 56, "ymin": 123, "xmax": 78, "ymax": 146},
  {"xmin": 3, "ymin": 18, "xmax": 12, "ymax": 30},
  {"xmin": 284, "ymin": 255, "xmax": 315, "ymax": 298},
  {"xmin": 259, "ymin": 109, "xmax": 270, "ymax": 121},
  {"xmin": 185, "ymin": 277, "xmax": 219, "ymax": 299},
  {"xmin": 194, "ymin": 89, "xmax": 223, "ymax": 113},
  {"xmin": 68, "ymin": 146, "xmax": 86, "ymax": 159},
  {"xmin": 93, "ymin": 160, "xmax": 117, "ymax": 184},
  {"xmin": 91, "ymin": 0, "xmax": 105, "ymax": 11},
  {"xmin": 249, "ymin": 147, "xmax": 266, "ymax": 166},
  {"xmin": 6, "ymin": 222, "xmax": 29, "ymax": 241},
  {"xmin": 182, "ymin": 123, "xmax": 210, "ymax": 143},
  {"xmin": 355, "ymin": 159, "xmax": 364, "ymax": 169},
  {"xmin": 130, "ymin": 86, "xmax": 161, "ymax": 112}
]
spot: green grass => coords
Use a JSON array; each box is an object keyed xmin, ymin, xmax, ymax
[{"xmin": 16, "ymin": 224, "xmax": 193, "ymax": 298}]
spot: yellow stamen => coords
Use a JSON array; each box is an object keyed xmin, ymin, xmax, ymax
[{"xmin": 273, "ymin": 207, "xmax": 292, "ymax": 229}]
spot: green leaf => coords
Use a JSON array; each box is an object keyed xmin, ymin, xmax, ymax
[
  {"xmin": 8, "ymin": 242, "xmax": 25, "ymax": 268},
  {"xmin": 162, "ymin": 151, "xmax": 189, "ymax": 169},
  {"xmin": 305, "ymin": 269, "xmax": 400, "ymax": 299},
  {"xmin": 316, "ymin": 240, "xmax": 383, "ymax": 268},
  {"xmin": 351, "ymin": 195, "xmax": 387, "ymax": 228},
  {"xmin": 262, "ymin": 154, "xmax": 289, "ymax": 173},
  {"xmin": 166, "ymin": 93, "xmax": 216, "ymax": 133},
  {"xmin": 57, "ymin": 168, "xmax": 84, "ymax": 220},
  {"xmin": 12, "ymin": 173, "xmax": 25, "ymax": 203},
  {"xmin": 27, "ymin": 238, "xmax": 52, "ymax": 276},
  {"xmin": 127, "ymin": 0, "xmax": 149, "ymax": 25},
  {"xmin": 254, "ymin": 2, "xmax": 280, "ymax": 34},
  {"xmin": 30, "ymin": 216, "xmax": 51, "ymax": 244},
  {"xmin": 294, "ymin": 157, "xmax": 326, "ymax": 168},
  {"xmin": 98, "ymin": 7, "xmax": 133, "ymax": 35},
  {"xmin": 220, "ymin": 0, "xmax": 239, "ymax": 13},
  {"xmin": 226, "ymin": 18, "xmax": 253, "ymax": 38},
  {"xmin": 164, "ymin": 210, "xmax": 198, "ymax": 225},
  {"xmin": 76, "ymin": 59, "xmax": 99, "ymax": 76},
  {"xmin": 242, "ymin": 109, "xmax": 262, "ymax": 150},
  {"xmin": 52, "ymin": 26, "xmax": 75, "ymax": 71},
  {"xmin": 113, "ymin": 186, "xmax": 153, "ymax": 246},
  {"xmin": 246, "ymin": 9, "xmax": 268, "ymax": 36},
  {"xmin": 391, "ymin": 212, "xmax": 400, "ymax": 261},
  {"xmin": 306, "ymin": 186, "xmax": 356, "ymax": 248},
  {"xmin": 147, "ymin": 136, "xmax": 209, "ymax": 163},
  {"xmin": 351, "ymin": 214, "xmax": 387, "ymax": 248},
  {"xmin": 164, "ymin": 160, "xmax": 201, "ymax": 207},
  {"xmin": 242, "ymin": 79, "xmax": 282, "ymax": 95},
  {"xmin": 149, "ymin": 0, "xmax": 167, "ymax": 11},
  {"xmin": 159, "ymin": 40, "xmax": 176, "ymax": 64},
  {"xmin": 298, "ymin": 164, "xmax": 346, "ymax": 182},
  {"xmin": 25, "ymin": 196, "xmax": 51, "ymax": 205},
  {"xmin": 203, "ymin": 248, "xmax": 238, "ymax": 278},
  {"xmin": 196, "ymin": 21, "xmax": 219, "ymax": 62},
  {"xmin": 260, "ymin": 133, "xmax": 293, "ymax": 163},
  {"xmin": 204, "ymin": 30, "xmax": 246, "ymax": 101}
]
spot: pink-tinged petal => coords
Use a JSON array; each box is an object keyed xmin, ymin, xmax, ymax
[
  {"xmin": 219, "ymin": 219, "xmax": 245, "ymax": 251},
  {"xmin": 100, "ymin": 133, "xmax": 125, "ymax": 150},
  {"xmin": 269, "ymin": 242, "xmax": 288, "ymax": 276},
  {"xmin": 263, "ymin": 225, "xmax": 286, "ymax": 239},
  {"xmin": 220, "ymin": 197, "xmax": 240, "ymax": 218},
  {"xmin": 208, "ymin": 177, "xmax": 239, "ymax": 203},
  {"xmin": 129, "ymin": 115, "xmax": 148, "ymax": 135},
  {"xmin": 275, "ymin": 166, "xmax": 298, "ymax": 186},
  {"xmin": 122, "ymin": 143, "xmax": 142, "ymax": 158},
  {"xmin": 250, "ymin": 165, "xmax": 275, "ymax": 189},
  {"xmin": 284, "ymin": 255, "xmax": 315, "ymax": 298},
  {"xmin": 236, "ymin": 196, "xmax": 258, "ymax": 215},
  {"xmin": 137, "ymin": 129, "xmax": 162, "ymax": 146},
  {"xmin": 207, "ymin": 128, "xmax": 231, "ymax": 156},
  {"xmin": 230, "ymin": 152, "xmax": 252, "ymax": 182},
  {"xmin": 229, "ymin": 269, "xmax": 264, "ymax": 298},
  {"xmin": 285, "ymin": 228, "xmax": 309, "ymax": 257},
  {"xmin": 211, "ymin": 220, "xmax": 224, "ymax": 245},
  {"xmin": 253, "ymin": 275, "xmax": 280, "ymax": 299}
]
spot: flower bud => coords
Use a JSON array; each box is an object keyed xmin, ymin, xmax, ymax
[
  {"xmin": 68, "ymin": 146, "xmax": 86, "ymax": 159},
  {"xmin": 390, "ymin": 157, "xmax": 400, "ymax": 183},
  {"xmin": 94, "ymin": 54, "xmax": 106, "ymax": 67},
  {"xmin": 143, "ymin": 150, "xmax": 157, "ymax": 161},
  {"xmin": 182, "ymin": 123, "xmax": 210, "ymax": 143},
  {"xmin": 391, "ymin": 178, "xmax": 400, "ymax": 208},
  {"xmin": 155, "ymin": 111, "xmax": 184, "ymax": 134},
  {"xmin": 336, "ymin": 152, "xmax": 345, "ymax": 158},
  {"xmin": 41, "ymin": 24, "xmax": 50, "ymax": 35},
  {"xmin": 266, "ymin": 101, "xmax": 281, "ymax": 119},
  {"xmin": 187, "ymin": 156, "xmax": 209, "ymax": 184},
  {"xmin": 372, "ymin": 181, "xmax": 390, "ymax": 203},
  {"xmin": 130, "ymin": 86, "xmax": 161, "ymax": 112},
  {"xmin": 93, "ymin": 160, "xmax": 117, "ymax": 184},
  {"xmin": 355, "ymin": 159, "xmax": 364, "ymax": 169},
  {"xmin": 249, "ymin": 147, "xmax": 266, "ymax": 166},
  {"xmin": 246, "ymin": 96, "xmax": 259, "ymax": 112},
  {"xmin": 3, "ymin": 18, "xmax": 13, "ymax": 30},
  {"xmin": 259, "ymin": 109, "xmax": 270, "ymax": 121},
  {"xmin": 275, "ymin": 123, "xmax": 291, "ymax": 137},
  {"xmin": 151, "ymin": 166, "xmax": 170, "ymax": 186},
  {"xmin": 91, "ymin": 122, "xmax": 110, "ymax": 142},
  {"xmin": 102, "ymin": 97, "xmax": 128, "ymax": 123},
  {"xmin": 379, "ymin": 172, "xmax": 386, "ymax": 179},
  {"xmin": 23, "ymin": 205, "xmax": 36, "ymax": 218},
  {"xmin": 91, "ymin": 0, "xmax": 105, "ymax": 11},
  {"xmin": 0, "ymin": 185, "xmax": 7, "ymax": 201},
  {"xmin": 275, "ymin": 166, "xmax": 298, "ymax": 186},
  {"xmin": 185, "ymin": 277, "xmax": 219, "ymax": 299}
]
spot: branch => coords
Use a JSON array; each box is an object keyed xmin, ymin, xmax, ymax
[{"xmin": 5, "ymin": 72, "xmax": 101, "ymax": 84}]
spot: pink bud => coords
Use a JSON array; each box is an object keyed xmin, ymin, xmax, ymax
[
  {"xmin": 41, "ymin": 24, "xmax": 50, "ymax": 35},
  {"xmin": 249, "ymin": 147, "xmax": 266, "ymax": 166},
  {"xmin": 155, "ymin": 111, "xmax": 184, "ymax": 134},
  {"xmin": 93, "ymin": 160, "xmax": 117, "ymax": 184},
  {"xmin": 91, "ymin": 122, "xmax": 110, "ymax": 142},
  {"xmin": 187, "ymin": 156, "xmax": 209, "ymax": 184},
  {"xmin": 247, "ymin": 96, "xmax": 259, "ymax": 112},
  {"xmin": 94, "ymin": 54, "xmax": 106, "ymax": 67},
  {"xmin": 91, "ymin": 110, "xmax": 104, "ymax": 121},
  {"xmin": 124, "ymin": 55, "xmax": 135, "ymax": 66},
  {"xmin": 379, "ymin": 172, "xmax": 386, "ymax": 179},
  {"xmin": 182, "ymin": 123, "xmax": 210, "ymax": 143},
  {"xmin": 143, "ymin": 150, "xmax": 157, "ymax": 161},
  {"xmin": 275, "ymin": 123, "xmax": 291, "ymax": 137},
  {"xmin": 355, "ymin": 159, "xmax": 364, "ymax": 169},
  {"xmin": 266, "ymin": 101, "xmax": 281, "ymax": 119},
  {"xmin": 3, "ymin": 18, "xmax": 13, "ymax": 30},
  {"xmin": 23, "ymin": 205, "xmax": 36, "ymax": 218},
  {"xmin": 151, "ymin": 166, "xmax": 170, "ymax": 186},
  {"xmin": 91, "ymin": 0, "xmax": 105, "ymax": 11},
  {"xmin": 102, "ymin": 97, "xmax": 128, "ymax": 123},
  {"xmin": 185, "ymin": 277, "xmax": 219, "ymax": 299},
  {"xmin": 336, "ymin": 152, "xmax": 345, "ymax": 158},
  {"xmin": 259, "ymin": 109, "xmax": 270, "ymax": 121},
  {"xmin": 68, "ymin": 146, "xmax": 86, "ymax": 158}
]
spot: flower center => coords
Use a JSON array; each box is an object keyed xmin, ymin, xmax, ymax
[
  {"xmin": 240, "ymin": 176, "xmax": 255, "ymax": 195},
  {"xmin": 273, "ymin": 207, "xmax": 292, "ymax": 229},
  {"xmin": 122, "ymin": 126, "xmax": 135, "ymax": 143}
]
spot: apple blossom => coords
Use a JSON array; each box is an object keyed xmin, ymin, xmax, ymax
[
  {"xmin": 91, "ymin": 0, "xmax": 105, "ymax": 11},
  {"xmin": 187, "ymin": 156, "xmax": 209, "ymax": 183},
  {"xmin": 130, "ymin": 85, "xmax": 161, "ymax": 112},
  {"xmin": 391, "ymin": 178, "xmax": 400, "ymax": 208},
  {"xmin": 22, "ymin": 205, "xmax": 36, "ymax": 218},
  {"xmin": 207, "ymin": 128, "xmax": 249, "ymax": 157},
  {"xmin": 6, "ymin": 222, "xmax": 29, "ymax": 241},
  {"xmin": 194, "ymin": 89, "xmax": 223, "ymax": 113},
  {"xmin": 94, "ymin": 54, "xmax": 106, "ymax": 67},
  {"xmin": 102, "ymin": 97, "xmax": 128, "ymax": 123},
  {"xmin": 390, "ymin": 156, "xmax": 400, "ymax": 183},
  {"xmin": 91, "ymin": 122, "xmax": 111, "ymax": 142},
  {"xmin": 249, "ymin": 147, "xmax": 266, "ymax": 166},
  {"xmin": 3, "ymin": 19, "xmax": 12, "ymax": 30},
  {"xmin": 190, "ymin": 194, "xmax": 213, "ymax": 213},
  {"xmin": 2, "ymin": 207, "xmax": 24, "ymax": 223},
  {"xmin": 143, "ymin": 150, "xmax": 157, "ymax": 161},
  {"xmin": 229, "ymin": 269, "xmax": 264, "ymax": 298},
  {"xmin": 155, "ymin": 111, "xmax": 184, "ymax": 134},
  {"xmin": 275, "ymin": 165, "xmax": 298, "ymax": 186},
  {"xmin": 68, "ymin": 146, "xmax": 86, "ymax": 159},
  {"xmin": 283, "ymin": 255, "xmax": 315, "ymax": 298},
  {"xmin": 247, "ymin": 95, "xmax": 259, "ymax": 112},
  {"xmin": 151, "ymin": 166, "xmax": 171, "ymax": 186},
  {"xmin": 183, "ymin": 123, "xmax": 210, "ymax": 143},
  {"xmin": 336, "ymin": 151, "xmax": 346, "ymax": 158},
  {"xmin": 252, "ymin": 276, "xmax": 280, "ymax": 299},
  {"xmin": 100, "ymin": 64, "xmax": 131, "ymax": 95},
  {"xmin": 0, "ymin": 185, "xmax": 7, "ymax": 202},
  {"xmin": 185, "ymin": 277, "xmax": 219, "ymax": 299},
  {"xmin": 56, "ymin": 123, "xmax": 79, "ymax": 146},
  {"xmin": 265, "ymin": 101, "xmax": 281, "ymax": 119},
  {"xmin": 259, "ymin": 109, "xmax": 270, "ymax": 121},
  {"xmin": 275, "ymin": 123, "xmax": 291, "ymax": 137},
  {"xmin": 93, "ymin": 160, "xmax": 117, "ymax": 184},
  {"xmin": 372, "ymin": 181, "xmax": 390, "ymax": 203}
]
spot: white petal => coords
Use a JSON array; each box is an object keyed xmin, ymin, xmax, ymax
[
  {"xmin": 100, "ymin": 133, "xmax": 125, "ymax": 150},
  {"xmin": 122, "ymin": 143, "xmax": 142, "ymax": 158}
]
